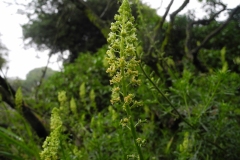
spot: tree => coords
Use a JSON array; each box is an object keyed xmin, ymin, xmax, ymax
[
  {"xmin": 0, "ymin": 75, "xmax": 48, "ymax": 139},
  {"xmin": 21, "ymin": 0, "xmax": 158, "ymax": 63},
  {"xmin": 21, "ymin": 0, "xmax": 240, "ymax": 73},
  {"xmin": 24, "ymin": 67, "xmax": 57, "ymax": 91},
  {"xmin": 142, "ymin": 0, "xmax": 240, "ymax": 73},
  {"xmin": 22, "ymin": 0, "xmax": 114, "ymax": 63}
]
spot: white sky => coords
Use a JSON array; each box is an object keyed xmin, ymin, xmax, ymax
[{"xmin": 0, "ymin": 0, "xmax": 239, "ymax": 79}]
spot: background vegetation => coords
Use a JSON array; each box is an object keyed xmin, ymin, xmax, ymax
[{"xmin": 0, "ymin": 0, "xmax": 240, "ymax": 159}]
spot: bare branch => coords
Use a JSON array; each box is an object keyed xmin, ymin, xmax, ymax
[
  {"xmin": 184, "ymin": 5, "xmax": 240, "ymax": 72},
  {"xmin": 185, "ymin": 2, "xmax": 227, "ymax": 59},
  {"xmin": 0, "ymin": 76, "xmax": 48, "ymax": 138},
  {"xmin": 170, "ymin": 0, "xmax": 190, "ymax": 22},
  {"xmin": 160, "ymin": 0, "xmax": 190, "ymax": 52},
  {"xmin": 193, "ymin": 2, "xmax": 226, "ymax": 26},
  {"xmin": 156, "ymin": 0, "xmax": 163, "ymax": 11},
  {"xmin": 189, "ymin": 5, "xmax": 240, "ymax": 57},
  {"xmin": 34, "ymin": 53, "xmax": 52, "ymax": 102},
  {"xmin": 156, "ymin": 0, "xmax": 174, "ymax": 31},
  {"xmin": 149, "ymin": 0, "xmax": 174, "ymax": 55},
  {"xmin": 100, "ymin": 0, "xmax": 112, "ymax": 18}
]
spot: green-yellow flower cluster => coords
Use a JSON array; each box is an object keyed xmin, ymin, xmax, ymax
[
  {"xmin": 15, "ymin": 87, "xmax": 23, "ymax": 112},
  {"xmin": 106, "ymin": 0, "xmax": 141, "ymax": 106},
  {"xmin": 58, "ymin": 91, "xmax": 67, "ymax": 103},
  {"xmin": 106, "ymin": 0, "xmax": 144, "ymax": 159},
  {"xmin": 70, "ymin": 97, "xmax": 77, "ymax": 116},
  {"xmin": 40, "ymin": 107, "xmax": 62, "ymax": 160}
]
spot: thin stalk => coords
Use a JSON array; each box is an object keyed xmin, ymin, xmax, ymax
[
  {"xmin": 139, "ymin": 62, "xmax": 194, "ymax": 129},
  {"xmin": 138, "ymin": 60, "xmax": 224, "ymax": 151},
  {"xmin": 60, "ymin": 138, "xmax": 67, "ymax": 160},
  {"xmin": 119, "ymin": 15, "xmax": 143, "ymax": 159},
  {"xmin": 125, "ymin": 104, "xmax": 143, "ymax": 160}
]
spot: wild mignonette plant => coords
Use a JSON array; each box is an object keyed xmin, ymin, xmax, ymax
[
  {"xmin": 106, "ymin": 0, "xmax": 145, "ymax": 159},
  {"xmin": 40, "ymin": 108, "xmax": 62, "ymax": 160},
  {"xmin": 40, "ymin": 92, "xmax": 64, "ymax": 160},
  {"xmin": 15, "ymin": 87, "xmax": 23, "ymax": 113}
]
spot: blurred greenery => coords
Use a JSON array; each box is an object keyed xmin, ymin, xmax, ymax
[
  {"xmin": 8, "ymin": 67, "xmax": 57, "ymax": 95},
  {"xmin": 0, "ymin": 34, "xmax": 8, "ymax": 69}
]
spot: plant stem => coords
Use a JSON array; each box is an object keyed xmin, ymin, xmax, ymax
[
  {"xmin": 119, "ymin": 15, "xmax": 143, "ymax": 159},
  {"xmin": 125, "ymin": 104, "xmax": 144, "ymax": 160}
]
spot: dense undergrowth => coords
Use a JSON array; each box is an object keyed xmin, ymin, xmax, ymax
[{"xmin": 1, "ymin": 0, "xmax": 240, "ymax": 159}]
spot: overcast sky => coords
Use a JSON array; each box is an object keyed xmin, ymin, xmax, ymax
[{"xmin": 0, "ymin": 0, "xmax": 239, "ymax": 79}]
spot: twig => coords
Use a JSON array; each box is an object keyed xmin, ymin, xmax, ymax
[
  {"xmin": 71, "ymin": 0, "xmax": 109, "ymax": 38},
  {"xmin": 138, "ymin": 61, "xmax": 194, "ymax": 129},
  {"xmin": 34, "ymin": 53, "xmax": 52, "ymax": 102},
  {"xmin": 185, "ymin": 2, "xmax": 227, "ymax": 60},
  {"xmin": 189, "ymin": 5, "xmax": 240, "ymax": 57},
  {"xmin": 161, "ymin": 0, "xmax": 190, "ymax": 52},
  {"xmin": 150, "ymin": 0, "xmax": 174, "ymax": 50},
  {"xmin": 100, "ymin": 0, "xmax": 112, "ymax": 18}
]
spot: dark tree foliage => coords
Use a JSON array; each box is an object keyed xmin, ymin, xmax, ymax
[
  {"xmin": 22, "ymin": 0, "xmax": 158, "ymax": 63},
  {"xmin": 22, "ymin": 0, "xmax": 109, "ymax": 63},
  {"xmin": 22, "ymin": 0, "xmax": 119, "ymax": 63}
]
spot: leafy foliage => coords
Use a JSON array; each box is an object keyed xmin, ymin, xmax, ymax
[
  {"xmin": 22, "ymin": 0, "xmax": 159, "ymax": 63},
  {"xmin": 36, "ymin": 46, "xmax": 111, "ymax": 116}
]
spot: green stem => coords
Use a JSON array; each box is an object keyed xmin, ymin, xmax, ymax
[
  {"xmin": 119, "ymin": 129, "xmax": 127, "ymax": 159},
  {"xmin": 125, "ymin": 104, "xmax": 144, "ymax": 160},
  {"xmin": 139, "ymin": 62, "xmax": 194, "ymax": 129},
  {"xmin": 119, "ymin": 17, "xmax": 143, "ymax": 159}
]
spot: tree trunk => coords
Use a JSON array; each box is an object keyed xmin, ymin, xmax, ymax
[{"xmin": 0, "ymin": 76, "xmax": 48, "ymax": 139}]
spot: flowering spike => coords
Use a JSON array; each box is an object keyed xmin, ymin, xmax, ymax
[
  {"xmin": 40, "ymin": 108, "xmax": 62, "ymax": 160},
  {"xmin": 15, "ymin": 87, "xmax": 23, "ymax": 112},
  {"xmin": 105, "ymin": 0, "xmax": 144, "ymax": 159}
]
